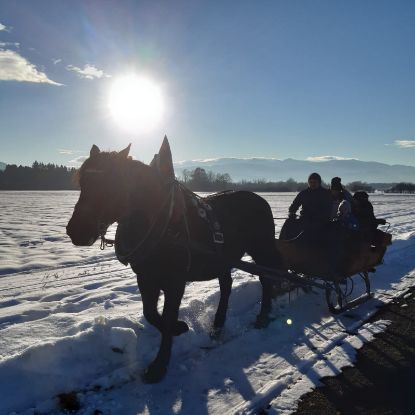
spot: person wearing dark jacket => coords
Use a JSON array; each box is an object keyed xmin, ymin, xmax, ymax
[
  {"xmin": 288, "ymin": 172, "xmax": 332, "ymax": 226},
  {"xmin": 352, "ymin": 191, "xmax": 377, "ymax": 231}
]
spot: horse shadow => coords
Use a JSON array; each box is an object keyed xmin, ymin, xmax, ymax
[{"xmin": 97, "ymin": 239, "xmax": 414, "ymax": 414}]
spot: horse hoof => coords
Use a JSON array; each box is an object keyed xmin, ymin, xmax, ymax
[
  {"xmin": 141, "ymin": 364, "xmax": 167, "ymax": 384},
  {"xmin": 173, "ymin": 320, "xmax": 189, "ymax": 336},
  {"xmin": 254, "ymin": 314, "xmax": 271, "ymax": 329}
]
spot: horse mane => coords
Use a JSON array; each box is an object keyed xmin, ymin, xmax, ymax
[{"xmin": 75, "ymin": 151, "xmax": 147, "ymax": 185}]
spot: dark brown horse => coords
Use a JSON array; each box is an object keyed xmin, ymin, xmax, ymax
[{"xmin": 66, "ymin": 137, "xmax": 280, "ymax": 383}]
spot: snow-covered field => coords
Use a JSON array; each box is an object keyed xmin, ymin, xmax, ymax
[{"xmin": 1, "ymin": 191, "xmax": 415, "ymax": 415}]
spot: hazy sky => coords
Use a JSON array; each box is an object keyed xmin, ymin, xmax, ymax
[{"xmin": 1, "ymin": 0, "xmax": 414, "ymax": 167}]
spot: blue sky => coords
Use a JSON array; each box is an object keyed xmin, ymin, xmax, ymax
[{"xmin": 1, "ymin": 0, "xmax": 414, "ymax": 167}]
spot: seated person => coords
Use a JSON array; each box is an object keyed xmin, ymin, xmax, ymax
[
  {"xmin": 336, "ymin": 199, "xmax": 359, "ymax": 230},
  {"xmin": 352, "ymin": 191, "xmax": 377, "ymax": 231},
  {"xmin": 352, "ymin": 190, "xmax": 387, "ymax": 247},
  {"xmin": 288, "ymin": 172, "xmax": 332, "ymax": 232},
  {"xmin": 327, "ymin": 178, "xmax": 359, "ymax": 278},
  {"xmin": 330, "ymin": 177, "xmax": 358, "ymax": 230},
  {"xmin": 330, "ymin": 177, "xmax": 353, "ymax": 218}
]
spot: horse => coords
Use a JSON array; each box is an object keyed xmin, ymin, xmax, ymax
[{"xmin": 66, "ymin": 137, "xmax": 280, "ymax": 383}]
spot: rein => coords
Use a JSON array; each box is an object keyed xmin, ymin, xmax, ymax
[{"xmin": 100, "ymin": 226, "xmax": 115, "ymax": 250}]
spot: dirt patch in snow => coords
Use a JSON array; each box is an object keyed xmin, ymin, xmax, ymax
[{"xmin": 294, "ymin": 287, "xmax": 415, "ymax": 415}]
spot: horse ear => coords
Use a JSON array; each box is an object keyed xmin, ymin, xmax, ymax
[
  {"xmin": 119, "ymin": 143, "xmax": 131, "ymax": 159},
  {"xmin": 90, "ymin": 144, "xmax": 100, "ymax": 158},
  {"xmin": 150, "ymin": 135, "xmax": 175, "ymax": 182}
]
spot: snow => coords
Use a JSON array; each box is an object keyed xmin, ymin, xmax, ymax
[{"xmin": 0, "ymin": 191, "xmax": 414, "ymax": 414}]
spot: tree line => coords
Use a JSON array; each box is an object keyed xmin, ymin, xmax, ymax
[
  {"xmin": 0, "ymin": 162, "xmax": 78, "ymax": 190},
  {"xmin": 385, "ymin": 182, "xmax": 415, "ymax": 193},
  {"xmin": 0, "ymin": 163, "xmax": 414, "ymax": 193},
  {"xmin": 179, "ymin": 168, "xmax": 380, "ymax": 192}
]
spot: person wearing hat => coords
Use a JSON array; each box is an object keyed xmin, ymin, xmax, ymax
[
  {"xmin": 330, "ymin": 177, "xmax": 358, "ymax": 229},
  {"xmin": 288, "ymin": 172, "xmax": 332, "ymax": 229},
  {"xmin": 330, "ymin": 177, "xmax": 352, "ymax": 217}
]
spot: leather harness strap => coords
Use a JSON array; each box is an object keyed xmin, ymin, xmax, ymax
[{"xmin": 99, "ymin": 181, "xmax": 226, "ymax": 269}]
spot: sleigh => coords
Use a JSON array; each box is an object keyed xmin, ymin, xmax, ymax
[{"xmin": 236, "ymin": 218, "xmax": 392, "ymax": 314}]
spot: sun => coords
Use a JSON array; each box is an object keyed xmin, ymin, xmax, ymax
[{"xmin": 107, "ymin": 75, "xmax": 164, "ymax": 133}]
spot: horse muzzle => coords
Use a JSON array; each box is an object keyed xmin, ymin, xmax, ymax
[{"xmin": 66, "ymin": 215, "xmax": 100, "ymax": 246}]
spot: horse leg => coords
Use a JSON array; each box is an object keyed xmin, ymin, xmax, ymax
[
  {"xmin": 248, "ymin": 249, "xmax": 280, "ymax": 328},
  {"xmin": 137, "ymin": 277, "xmax": 163, "ymax": 331},
  {"xmin": 137, "ymin": 276, "xmax": 188, "ymax": 336},
  {"xmin": 255, "ymin": 275, "xmax": 273, "ymax": 328},
  {"xmin": 142, "ymin": 280, "xmax": 186, "ymax": 383},
  {"xmin": 211, "ymin": 271, "xmax": 232, "ymax": 338}
]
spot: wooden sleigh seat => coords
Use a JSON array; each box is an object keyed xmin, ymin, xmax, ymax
[{"xmin": 275, "ymin": 218, "xmax": 392, "ymax": 281}]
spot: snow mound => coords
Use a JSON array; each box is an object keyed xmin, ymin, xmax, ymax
[{"xmin": 0, "ymin": 317, "xmax": 140, "ymax": 414}]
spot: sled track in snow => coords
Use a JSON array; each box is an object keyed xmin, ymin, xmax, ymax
[{"xmin": 0, "ymin": 257, "xmax": 131, "ymax": 298}]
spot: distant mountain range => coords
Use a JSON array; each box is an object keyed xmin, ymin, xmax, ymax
[
  {"xmin": 174, "ymin": 158, "xmax": 415, "ymax": 183},
  {"xmin": 1, "ymin": 158, "xmax": 414, "ymax": 184}
]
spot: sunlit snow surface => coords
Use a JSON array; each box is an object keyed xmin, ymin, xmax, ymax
[{"xmin": 0, "ymin": 191, "xmax": 414, "ymax": 415}]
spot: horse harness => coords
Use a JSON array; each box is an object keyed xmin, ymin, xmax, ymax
[{"xmin": 99, "ymin": 181, "xmax": 228, "ymax": 271}]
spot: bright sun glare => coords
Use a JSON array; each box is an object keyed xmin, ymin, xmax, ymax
[{"xmin": 108, "ymin": 75, "xmax": 164, "ymax": 133}]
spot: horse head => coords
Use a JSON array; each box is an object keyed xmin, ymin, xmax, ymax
[{"xmin": 66, "ymin": 137, "xmax": 175, "ymax": 247}]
